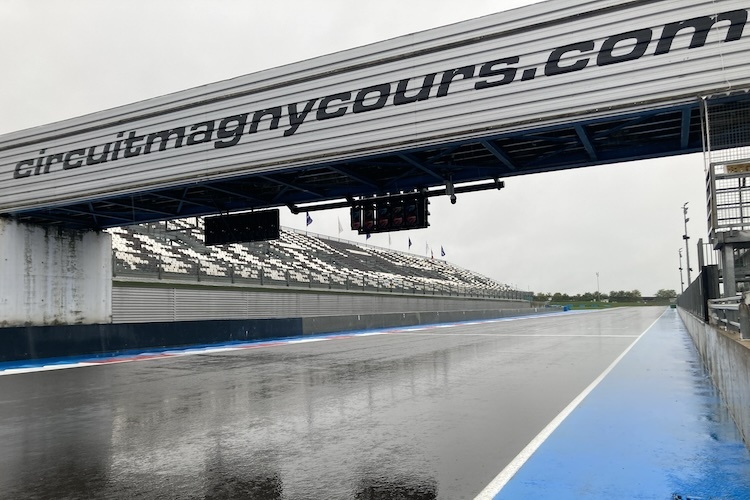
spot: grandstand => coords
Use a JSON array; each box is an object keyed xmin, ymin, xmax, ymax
[{"xmin": 107, "ymin": 218, "xmax": 521, "ymax": 299}]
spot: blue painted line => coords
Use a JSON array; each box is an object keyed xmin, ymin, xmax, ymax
[
  {"xmin": 0, "ymin": 309, "xmax": 577, "ymax": 375},
  {"xmin": 485, "ymin": 308, "xmax": 750, "ymax": 499}
]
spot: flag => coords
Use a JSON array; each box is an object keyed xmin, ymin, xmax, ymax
[
  {"xmin": 366, "ymin": 233, "xmax": 371, "ymax": 240},
  {"xmin": 306, "ymin": 212, "xmax": 313, "ymax": 226},
  {"xmin": 441, "ymin": 246, "xmax": 446, "ymax": 257},
  {"xmin": 431, "ymin": 250, "xmax": 434, "ymax": 259},
  {"xmin": 408, "ymin": 238, "xmax": 412, "ymax": 249},
  {"xmin": 337, "ymin": 217, "xmax": 343, "ymax": 234}
]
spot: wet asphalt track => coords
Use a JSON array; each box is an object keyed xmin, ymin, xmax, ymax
[{"xmin": 0, "ymin": 307, "xmax": 664, "ymax": 499}]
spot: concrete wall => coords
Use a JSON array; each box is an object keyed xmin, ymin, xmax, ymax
[
  {"xmin": 300, "ymin": 308, "xmax": 547, "ymax": 336},
  {"xmin": 678, "ymin": 307, "xmax": 750, "ymax": 446},
  {"xmin": 0, "ymin": 307, "xmax": 557, "ymax": 362},
  {"xmin": 0, "ymin": 218, "xmax": 112, "ymax": 327}
]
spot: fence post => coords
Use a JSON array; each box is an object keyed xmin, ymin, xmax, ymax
[
  {"xmin": 698, "ymin": 265, "xmax": 720, "ymax": 321},
  {"xmin": 721, "ymin": 243, "xmax": 737, "ymax": 298}
]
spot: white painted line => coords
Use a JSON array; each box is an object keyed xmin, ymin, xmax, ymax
[
  {"xmin": 395, "ymin": 333, "xmax": 641, "ymax": 338},
  {"xmin": 473, "ymin": 311, "xmax": 665, "ymax": 500},
  {"xmin": 285, "ymin": 338, "xmax": 329, "ymax": 344},
  {"xmin": 182, "ymin": 347, "xmax": 239, "ymax": 354},
  {"xmin": 0, "ymin": 362, "xmax": 100, "ymax": 375}
]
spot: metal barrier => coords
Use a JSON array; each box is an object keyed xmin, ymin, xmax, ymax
[
  {"xmin": 708, "ymin": 296, "xmax": 741, "ymax": 332},
  {"xmin": 708, "ymin": 293, "xmax": 750, "ymax": 340},
  {"xmin": 677, "ymin": 265, "xmax": 719, "ymax": 321},
  {"xmin": 682, "ymin": 264, "xmax": 750, "ymax": 339}
]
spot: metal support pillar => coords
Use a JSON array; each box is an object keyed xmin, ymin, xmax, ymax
[{"xmin": 721, "ymin": 243, "xmax": 737, "ymax": 297}]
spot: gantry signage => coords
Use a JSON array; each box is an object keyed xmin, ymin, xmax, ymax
[{"xmin": 1, "ymin": 0, "xmax": 749, "ymax": 215}]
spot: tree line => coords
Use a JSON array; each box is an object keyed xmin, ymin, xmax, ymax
[{"xmin": 533, "ymin": 289, "xmax": 677, "ymax": 303}]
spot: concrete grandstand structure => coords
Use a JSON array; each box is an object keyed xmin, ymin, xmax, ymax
[
  {"xmin": 0, "ymin": 217, "xmax": 541, "ymax": 362},
  {"xmin": 0, "ymin": 218, "xmax": 541, "ymax": 363},
  {"xmin": 108, "ymin": 218, "xmax": 522, "ymax": 299}
]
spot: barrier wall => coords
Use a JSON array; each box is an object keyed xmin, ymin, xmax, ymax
[
  {"xmin": 678, "ymin": 307, "xmax": 750, "ymax": 446},
  {"xmin": 0, "ymin": 306, "xmax": 553, "ymax": 363},
  {"xmin": 0, "ymin": 219, "xmax": 112, "ymax": 327}
]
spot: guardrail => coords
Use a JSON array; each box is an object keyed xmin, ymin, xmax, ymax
[
  {"xmin": 708, "ymin": 296, "xmax": 740, "ymax": 331},
  {"xmin": 708, "ymin": 294, "xmax": 750, "ymax": 340}
]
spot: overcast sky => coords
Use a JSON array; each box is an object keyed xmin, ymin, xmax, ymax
[{"xmin": 0, "ymin": 0, "xmax": 709, "ymax": 296}]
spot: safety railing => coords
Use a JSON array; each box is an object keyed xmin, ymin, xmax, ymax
[
  {"xmin": 707, "ymin": 296, "xmax": 741, "ymax": 332},
  {"xmin": 707, "ymin": 294, "xmax": 750, "ymax": 340}
]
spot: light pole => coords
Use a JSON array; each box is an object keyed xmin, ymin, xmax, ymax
[
  {"xmin": 596, "ymin": 272, "xmax": 600, "ymax": 302},
  {"xmin": 679, "ymin": 248, "xmax": 685, "ymax": 293},
  {"xmin": 682, "ymin": 202, "xmax": 692, "ymax": 285}
]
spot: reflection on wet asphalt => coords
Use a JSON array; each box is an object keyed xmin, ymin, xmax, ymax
[{"xmin": 0, "ymin": 307, "xmax": 663, "ymax": 499}]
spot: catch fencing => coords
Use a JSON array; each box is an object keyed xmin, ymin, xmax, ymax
[{"xmin": 677, "ymin": 265, "xmax": 720, "ymax": 322}]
